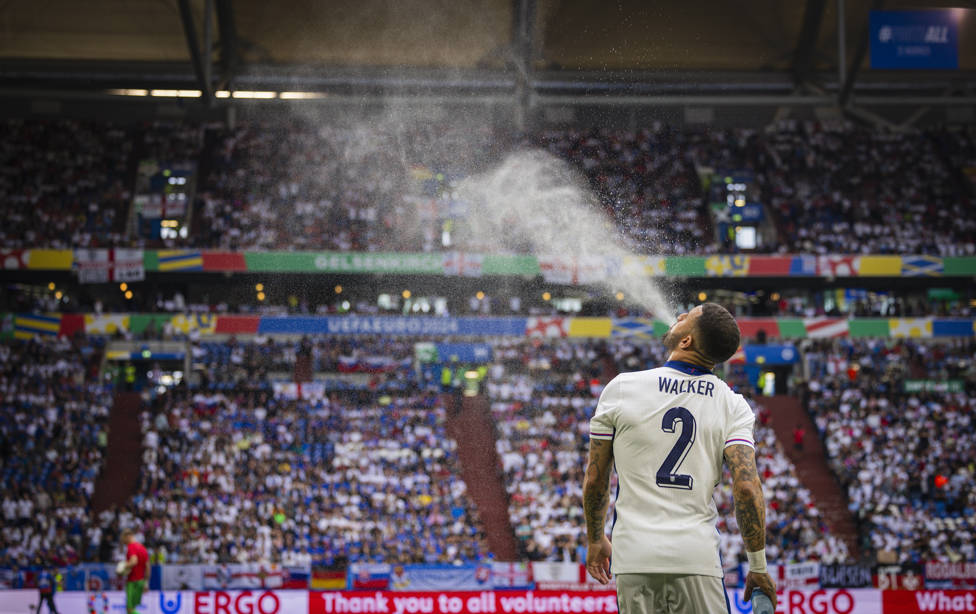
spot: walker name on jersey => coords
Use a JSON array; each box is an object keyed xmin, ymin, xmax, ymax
[{"xmin": 658, "ymin": 377, "xmax": 715, "ymax": 397}]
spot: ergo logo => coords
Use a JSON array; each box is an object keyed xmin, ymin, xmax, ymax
[
  {"xmin": 193, "ymin": 591, "xmax": 281, "ymax": 614},
  {"xmin": 730, "ymin": 590, "xmax": 856, "ymax": 614}
]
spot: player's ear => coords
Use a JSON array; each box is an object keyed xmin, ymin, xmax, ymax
[{"xmin": 679, "ymin": 333, "xmax": 693, "ymax": 349}]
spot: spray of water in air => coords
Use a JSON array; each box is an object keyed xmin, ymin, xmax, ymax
[{"xmin": 456, "ymin": 149, "xmax": 676, "ymax": 323}]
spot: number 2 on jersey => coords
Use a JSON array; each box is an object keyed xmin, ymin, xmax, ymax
[{"xmin": 655, "ymin": 406, "xmax": 696, "ymax": 490}]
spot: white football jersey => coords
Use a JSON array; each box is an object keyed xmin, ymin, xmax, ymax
[{"xmin": 589, "ymin": 360, "xmax": 755, "ymax": 577}]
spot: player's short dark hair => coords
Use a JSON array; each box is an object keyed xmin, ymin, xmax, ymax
[{"xmin": 695, "ymin": 302, "xmax": 741, "ymax": 364}]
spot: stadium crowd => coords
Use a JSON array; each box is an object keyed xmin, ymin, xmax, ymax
[
  {"xmin": 0, "ymin": 120, "xmax": 132, "ymax": 249},
  {"xmin": 2, "ymin": 329, "xmax": 976, "ymax": 573},
  {"xmin": 1, "ymin": 118, "xmax": 973, "ymax": 256},
  {"xmin": 762, "ymin": 122, "xmax": 976, "ymax": 256},
  {"xmin": 802, "ymin": 338, "xmax": 976, "ymax": 563},
  {"xmin": 0, "ymin": 337, "xmax": 111, "ymax": 569},
  {"xmin": 133, "ymin": 384, "xmax": 489, "ymax": 566}
]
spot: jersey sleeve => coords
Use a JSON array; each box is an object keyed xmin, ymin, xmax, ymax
[
  {"xmin": 589, "ymin": 375, "xmax": 621, "ymax": 441},
  {"xmin": 724, "ymin": 395, "xmax": 756, "ymax": 449}
]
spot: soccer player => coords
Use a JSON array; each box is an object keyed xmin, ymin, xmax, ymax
[
  {"xmin": 119, "ymin": 529, "xmax": 150, "ymax": 614},
  {"xmin": 582, "ymin": 303, "xmax": 776, "ymax": 613}
]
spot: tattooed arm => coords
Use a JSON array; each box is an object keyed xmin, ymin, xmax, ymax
[
  {"xmin": 582, "ymin": 438, "xmax": 614, "ymax": 584},
  {"xmin": 725, "ymin": 443, "xmax": 776, "ymax": 607},
  {"xmin": 725, "ymin": 443, "xmax": 765, "ymax": 551}
]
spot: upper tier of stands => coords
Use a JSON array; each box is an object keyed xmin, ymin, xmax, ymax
[{"xmin": 2, "ymin": 118, "xmax": 973, "ymax": 255}]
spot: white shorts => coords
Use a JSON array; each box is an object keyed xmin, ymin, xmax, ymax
[{"xmin": 615, "ymin": 573, "xmax": 730, "ymax": 614}]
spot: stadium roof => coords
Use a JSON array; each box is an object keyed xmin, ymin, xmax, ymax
[
  {"xmin": 1, "ymin": 0, "xmax": 973, "ymax": 71},
  {"xmin": 0, "ymin": 0, "xmax": 973, "ymax": 121}
]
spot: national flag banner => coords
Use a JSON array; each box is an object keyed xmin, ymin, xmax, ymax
[
  {"xmin": 271, "ymin": 381, "xmax": 328, "ymax": 401},
  {"xmin": 58, "ymin": 314, "xmax": 85, "ymax": 338},
  {"xmin": 889, "ymin": 318, "xmax": 933, "ymax": 338},
  {"xmin": 491, "ymin": 562, "xmax": 532, "ymax": 589},
  {"xmin": 14, "ymin": 314, "xmax": 61, "ymax": 339},
  {"xmin": 167, "ymin": 313, "xmax": 217, "ymax": 335},
  {"xmin": 157, "ymin": 250, "xmax": 204, "ymax": 271},
  {"xmin": 737, "ymin": 318, "xmax": 779, "ymax": 339},
  {"xmin": 442, "ymin": 251, "xmax": 484, "ymax": 277},
  {"xmin": 214, "ymin": 315, "xmax": 261, "ymax": 335},
  {"xmin": 0, "ymin": 249, "xmax": 27, "ymax": 270},
  {"xmin": 789, "ymin": 254, "xmax": 818, "ymax": 276},
  {"xmin": 858, "ymin": 256, "xmax": 903, "ymax": 276},
  {"xmin": 538, "ymin": 256, "xmax": 575, "ymax": 284},
  {"xmin": 747, "ymin": 256, "xmax": 792, "ymax": 276},
  {"xmin": 611, "ymin": 318, "xmax": 659, "ymax": 339},
  {"xmin": 818, "ymin": 255, "xmax": 859, "ymax": 277},
  {"xmin": 803, "ymin": 317, "xmax": 850, "ymax": 338},
  {"xmin": 538, "ymin": 255, "xmax": 613, "ymax": 285},
  {"xmin": 282, "ymin": 566, "xmax": 311, "ymax": 589},
  {"xmin": 84, "ymin": 314, "xmax": 131, "ymax": 335},
  {"xmin": 200, "ymin": 563, "xmax": 294, "ymax": 589},
  {"xmin": 567, "ymin": 318, "xmax": 613, "ymax": 338},
  {"xmin": 75, "ymin": 249, "xmax": 144, "ymax": 282},
  {"xmin": 932, "ymin": 319, "xmax": 975, "ymax": 337},
  {"xmin": 113, "ymin": 248, "xmax": 145, "ymax": 281},
  {"xmin": 349, "ymin": 563, "xmax": 391, "ymax": 590},
  {"xmin": 902, "ymin": 255, "xmax": 944, "ymax": 277},
  {"xmin": 311, "ymin": 569, "xmax": 347, "ymax": 590},
  {"xmin": 525, "ymin": 317, "xmax": 569, "ymax": 338},
  {"xmin": 74, "ymin": 249, "xmax": 112, "ymax": 283},
  {"xmin": 621, "ymin": 255, "xmax": 666, "ymax": 277},
  {"xmin": 530, "ymin": 562, "xmax": 581, "ymax": 588},
  {"xmin": 201, "ymin": 251, "xmax": 248, "ymax": 271},
  {"xmin": 705, "ymin": 255, "xmax": 749, "ymax": 277},
  {"xmin": 25, "ymin": 249, "xmax": 73, "ymax": 270}
]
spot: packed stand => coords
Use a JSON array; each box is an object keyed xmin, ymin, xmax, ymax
[
  {"xmin": 530, "ymin": 127, "xmax": 711, "ymax": 254},
  {"xmin": 762, "ymin": 121, "xmax": 976, "ymax": 256},
  {"xmin": 485, "ymin": 337, "xmax": 846, "ymax": 566},
  {"xmin": 4, "ymin": 117, "xmax": 975, "ymax": 256},
  {"xmin": 0, "ymin": 336, "xmax": 111, "ymax": 568},
  {"xmin": 133, "ymin": 379, "xmax": 488, "ymax": 565},
  {"xmin": 196, "ymin": 120, "xmax": 498, "ymax": 252},
  {"xmin": 803, "ymin": 338, "xmax": 976, "ymax": 563},
  {"xmin": 191, "ymin": 121, "xmax": 976, "ymax": 256},
  {"xmin": 0, "ymin": 120, "xmax": 132, "ymax": 249}
]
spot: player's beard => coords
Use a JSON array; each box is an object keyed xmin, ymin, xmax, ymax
[{"xmin": 662, "ymin": 328, "xmax": 679, "ymax": 352}]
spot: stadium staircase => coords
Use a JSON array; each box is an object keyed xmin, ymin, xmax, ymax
[
  {"xmin": 444, "ymin": 394, "xmax": 519, "ymax": 561},
  {"xmin": 763, "ymin": 395, "xmax": 860, "ymax": 558},
  {"xmin": 91, "ymin": 392, "xmax": 144, "ymax": 514}
]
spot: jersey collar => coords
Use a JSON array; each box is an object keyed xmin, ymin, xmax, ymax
[{"xmin": 663, "ymin": 360, "xmax": 712, "ymax": 376}]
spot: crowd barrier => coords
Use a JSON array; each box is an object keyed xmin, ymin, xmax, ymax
[{"xmin": 3, "ymin": 588, "xmax": 976, "ymax": 614}]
